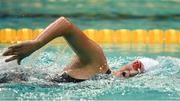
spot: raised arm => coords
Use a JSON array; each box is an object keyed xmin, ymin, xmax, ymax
[
  {"xmin": 34, "ymin": 17, "xmax": 72, "ymax": 48},
  {"xmin": 36, "ymin": 16, "xmax": 106, "ymax": 64},
  {"xmin": 3, "ymin": 16, "xmax": 106, "ymax": 65}
]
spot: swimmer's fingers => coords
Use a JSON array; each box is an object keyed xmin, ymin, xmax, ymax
[
  {"xmin": 2, "ymin": 48, "xmax": 14, "ymax": 56},
  {"xmin": 5, "ymin": 55, "xmax": 23, "ymax": 65},
  {"xmin": 2, "ymin": 48, "xmax": 21, "ymax": 56},
  {"xmin": 5, "ymin": 55, "xmax": 18, "ymax": 62},
  {"xmin": 3, "ymin": 43, "xmax": 22, "ymax": 56},
  {"xmin": 17, "ymin": 57, "xmax": 23, "ymax": 65},
  {"xmin": 8, "ymin": 44, "xmax": 22, "ymax": 49}
]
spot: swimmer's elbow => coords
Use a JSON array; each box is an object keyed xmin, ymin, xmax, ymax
[
  {"xmin": 55, "ymin": 16, "xmax": 73, "ymax": 34},
  {"xmin": 58, "ymin": 16, "xmax": 72, "ymax": 26},
  {"xmin": 58, "ymin": 16, "xmax": 67, "ymax": 22}
]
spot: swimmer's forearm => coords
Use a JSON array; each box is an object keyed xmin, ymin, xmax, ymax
[{"xmin": 34, "ymin": 16, "xmax": 71, "ymax": 48}]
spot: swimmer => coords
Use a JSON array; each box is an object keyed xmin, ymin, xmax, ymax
[{"xmin": 2, "ymin": 17, "xmax": 159, "ymax": 83}]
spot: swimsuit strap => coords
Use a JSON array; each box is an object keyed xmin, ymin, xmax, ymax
[
  {"xmin": 51, "ymin": 69, "xmax": 112, "ymax": 83},
  {"xmin": 51, "ymin": 72, "xmax": 86, "ymax": 83}
]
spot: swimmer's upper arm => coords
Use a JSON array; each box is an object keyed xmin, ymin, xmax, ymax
[
  {"xmin": 34, "ymin": 16, "xmax": 105, "ymax": 64},
  {"xmin": 62, "ymin": 17, "xmax": 106, "ymax": 64}
]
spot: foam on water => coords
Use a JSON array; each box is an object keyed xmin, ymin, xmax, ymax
[{"xmin": 0, "ymin": 45, "xmax": 180, "ymax": 100}]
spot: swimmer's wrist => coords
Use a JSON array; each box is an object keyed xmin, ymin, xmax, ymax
[{"xmin": 34, "ymin": 40, "xmax": 43, "ymax": 50}]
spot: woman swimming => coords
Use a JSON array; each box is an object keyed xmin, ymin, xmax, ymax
[{"xmin": 2, "ymin": 17, "xmax": 159, "ymax": 83}]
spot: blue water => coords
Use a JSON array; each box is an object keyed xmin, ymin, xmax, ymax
[
  {"xmin": 1, "ymin": 0, "xmax": 180, "ymax": 29},
  {"xmin": 0, "ymin": 44, "xmax": 179, "ymax": 100},
  {"xmin": 1, "ymin": 0, "xmax": 180, "ymax": 100}
]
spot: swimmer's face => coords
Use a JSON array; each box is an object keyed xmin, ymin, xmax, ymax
[{"xmin": 114, "ymin": 60, "xmax": 143, "ymax": 78}]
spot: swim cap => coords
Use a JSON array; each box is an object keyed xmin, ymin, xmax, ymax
[{"xmin": 139, "ymin": 58, "xmax": 159, "ymax": 71}]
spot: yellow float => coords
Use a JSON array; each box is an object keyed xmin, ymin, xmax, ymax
[
  {"xmin": 17, "ymin": 28, "xmax": 33, "ymax": 42},
  {"xmin": 0, "ymin": 28, "xmax": 180, "ymax": 44},
  {"xmin": 148, "ymin": 29, "xmax": 164, "ymax": 44},
  {"xmin": 131, "ymin": 29, "xmax": 147, "ymax": 44},
  {"xmin": 164, "ymin": 29, "xmax": 179, "ymax": 44},
  {"xmin": 0, "ymin": 28, "xmax": 17, "ymax": 43},
  {"xmin": 113, "ymin": 29, "xmax": 131, "ymax": 43}
]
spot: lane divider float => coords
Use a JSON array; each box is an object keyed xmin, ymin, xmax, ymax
[{"xmin": 0, "ymin": 28, "xmax": 180, "ymax": 44}]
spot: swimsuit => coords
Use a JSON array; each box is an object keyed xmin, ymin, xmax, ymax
[{"xmin": 51, "ymin": 69, "xmax": 111, "ymax": 83}]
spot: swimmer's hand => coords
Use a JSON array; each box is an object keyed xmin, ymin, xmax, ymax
[{"xmin": 2, "ymin": 40, "xmax": 40, "ymax": 65}]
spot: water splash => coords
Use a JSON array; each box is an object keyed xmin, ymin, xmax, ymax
[{"xmin": 0, "ymin": 45, "xmax": 179, "ymax": 100}]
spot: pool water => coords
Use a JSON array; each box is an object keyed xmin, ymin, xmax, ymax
[
  {"xmin": 1, "ymin": 0, "xmax": 180, "ymax": 29},
  {"xmin": 0, "ymin": 44, "xmax": 179, "ymax": 100}
]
